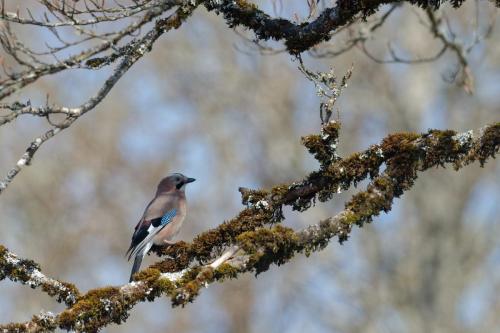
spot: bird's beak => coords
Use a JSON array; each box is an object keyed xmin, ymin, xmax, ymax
[{"xmin": 185, "ymin": 177, "xmax": 196, "ymax": 184}]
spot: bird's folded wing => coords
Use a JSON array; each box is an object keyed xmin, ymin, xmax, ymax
[{"xmin": 127, "ymin": 209, "xmax": 177, "ymax": 260}]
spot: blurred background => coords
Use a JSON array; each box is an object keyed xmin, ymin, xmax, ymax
[{"xmin": 0, "ymin": 1, "xmax": 499, "ymax": 332}]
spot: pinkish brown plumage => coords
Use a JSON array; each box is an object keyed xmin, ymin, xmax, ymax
[{"xmin": 126, "ymin": 173, "xmax": 195, "ymax": 282}]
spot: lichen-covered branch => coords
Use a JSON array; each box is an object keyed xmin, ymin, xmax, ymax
[
  {"xmin": 0, "ymin": 1, "xmax": 498, "ymax": 332},
  {"xmin": 151, "ymin": 122, "xmax": 499, "ymax": 270},
  {"xmin": 0, "ymin": 245, "xmax": 79, "ymax": 306},
  {"xmin": 205, "ymin": 0, "xmax": 473, "ymax": 54},
  {"xmin": 1, "ymin": 121, "xmax": 497, "ymax": 332}
]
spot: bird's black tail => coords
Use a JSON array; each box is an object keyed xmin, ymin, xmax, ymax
[{"xmin": 129, "ymin": 254, "xmax": 143, "ymax": 282}]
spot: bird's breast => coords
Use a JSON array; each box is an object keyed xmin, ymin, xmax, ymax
[{"xmin": 153, "ymin": 202, "xmax": 187, "ymax": 244}]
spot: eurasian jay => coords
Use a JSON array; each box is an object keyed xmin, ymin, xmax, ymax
[{"xmin": 126, "ymin": 173, "xmax": 195, "ymax": 282}]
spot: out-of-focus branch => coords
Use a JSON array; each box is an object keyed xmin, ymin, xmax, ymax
[
  {"xmin": 425, "ymin": 8, "xmax": 475, "ymax": 93},
  {"xmin": 309, "ymin": 3, "xmax": 402, "ymax": 58},
  {"xmin": 0, "ymin": 100, "xmax": 71, "ymax": 125},
  {"xmin": 311, "ymin": 2, "xmax": 495, "ymax": 94},
  {"xmin": 0, "ymin": 1, "xmax": 182, "ymax": 101},
  {"xmin": 0, "ymin": 0, "xmax": 200, "ymax": 195},
  {"xmin": 0, "ymin": 0, "xmax": 167, "ymax": 27},
  {"xmin": 358, "ymin": 6, "xmax": 490, "ymax": 93}
]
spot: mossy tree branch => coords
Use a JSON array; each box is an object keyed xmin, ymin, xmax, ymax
[
  {"xmin": 206, "ymin": 0, "xmax": 475, "ymax": 54},
  {"xmin": 1, "ymin": 121, "xmax": 497, "ymax": 332},
  {"xmin": 0, "ymin": 1, "xmax": 498, "ymax": 332}
]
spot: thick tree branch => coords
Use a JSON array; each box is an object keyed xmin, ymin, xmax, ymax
[
  {"xmin": 206, "ymin": 0, "xmax": 471, "ymax": 54},
  {"xmin": 1, "ymin": 121, "xmax": 497, "ymax": 332}
]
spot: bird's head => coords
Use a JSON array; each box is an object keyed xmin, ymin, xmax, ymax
[{"xmin": 157, "ymin": 173, "xmax": 196, "ymax": 193}]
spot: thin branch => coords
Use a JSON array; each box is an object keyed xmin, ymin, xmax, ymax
[
  {"xmin": 0, "ymin": 0, "xmax": 201, "ymax": 195},
  {"xmin": 0, "ymin": 0, "xmax": 180, "ymax": 100},
  {"xmin": 0, "ymin": 1, "xmax": 166, "ymax": 27}
]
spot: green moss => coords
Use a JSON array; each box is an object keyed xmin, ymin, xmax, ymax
[
  {"xmin": 381, "ymin": 132, "xmax": 420, "ymax": 154},
  {"xmin": 302, "ymin": 135, "xmax": 324, "ymax": 155},
  {"xmin": 236, "ymin": 227, "xmax": 274, "ymax": 252},
  {"xmin": 156, "ymin": 0, "xmax": 199, "ymax": 31},
  {"xmin": 270, "ymin": 185, "xmax": 291, "ymax": 201},
  {"xmin": 188, "ymin": 208, "xmax": 273, "ymax": 262},
  {"xmin": 41, "ymin": 281, "xmax": 79, "ymax": 306},
  {"xmin": 342, "ymin": 211, "xmax": 360, "ymax": 225},
  {"xmin": 0, "ymin": 323, "xmax": 28, "ymax": 332},
  {"xmin": 235, "ymin": 0, "xmax": 258, "ymax": 11},
  {"xmin": 150, "ymin": 257, "xmax": 187, "ymax": 274},
  {"xmin": 150, "ymin": 206, "xmax": 275, "ymax": 280},
  {"xmin": 132, "ymin": 268, "xmax": 168, "ymax": 302},
  {"xmin": 178, "ymin": 267, "xmax": 202, "ymax": 285},
  {"xmin": 380, "ymin": 132, "xmax": 421, "ymax": 188},
  {"xmin": 154, "ymin": 278, "xmax": 176, "ymax": 295},
  {"xmin": 83, "ymin": 286, "xmax": 120, "ymax": 302},
  {"xmin": 345, "ymin": 175, "xmax": 395, "ymax": 227},
  {"xmin": 58, "ymin": 287, "xmax": 121, "ymax": 331},
  {"xmin": 32, "ymin": 313, "xmax": 57, "ymax": 331},
  {"xmin": 324, "ymin": 121, "xmax": 341, "ymax": 134},
  {"xmin": 240, "ymin": 189, "xmax": 268, "ymax": 205},
  {"xmin": 237, "ymin": 225, "xmax": 299, "ymax": 274},
  {"xmin": 429, "ymin": 129, "xmax": 456, "ymax": 139},
  {"xmin": 301, "ymin": 122, "xmax": 341, "ymax": 167},
  {"xmin": 85, "ymin": 57, "xmax": 107, "ymax": 68},
  {"xmin": 213, "ymin": 263, "xmax": 239, "ymax": 281},
  {"xmin": 198, "ymin": 267, "xmax": 214, "ymax": 282},
  {"xmin": 183, "ymin": 281, "xmax": 200, "ymax": 296},
  {"xmin": 474, "ymin": 122, "xmax": 500, "ymax": 166},
  {"xmin": 420, "ymin": 129, "xmax": 460, "ymax": 168},
  {"xmin": 240, "ymin": 183, "xmax": 289, "ymax": 208},
  {"xmin": 133, "ymin": 268, "xmax": 161, "ymax": 282},
  {"xmin": 171, "ymin": 267, "xmax": 215, "ymax": 306},
  {"xmin": 0, "ymin": 247, "xmax": 41, "ymax": 283}
]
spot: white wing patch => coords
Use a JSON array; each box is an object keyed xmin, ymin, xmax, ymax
[{"xmin": 129, "ymin": 209, "xmax": 177, "ymax": 260}]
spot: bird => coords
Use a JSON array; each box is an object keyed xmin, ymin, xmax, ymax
[{"xmin": 126, "ymin": 173, "xmax": 195, "ymax": 282}]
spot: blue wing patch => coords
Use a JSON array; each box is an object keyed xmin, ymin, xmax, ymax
[
  {"xmin": 128, "ymin": 209, "xmax": 178, "ymax": 260},
  {"xmin": 160, "ymin": 209, "xmax": 177, "ymax": 226},
  {"xmin": 150, "ymin": 209, "xmax": 177, "ymax": 227}
]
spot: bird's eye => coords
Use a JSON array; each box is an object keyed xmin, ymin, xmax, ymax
[{"xmin": 176, "ymin": 177, "xmax": 180, "ymax": 182}]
